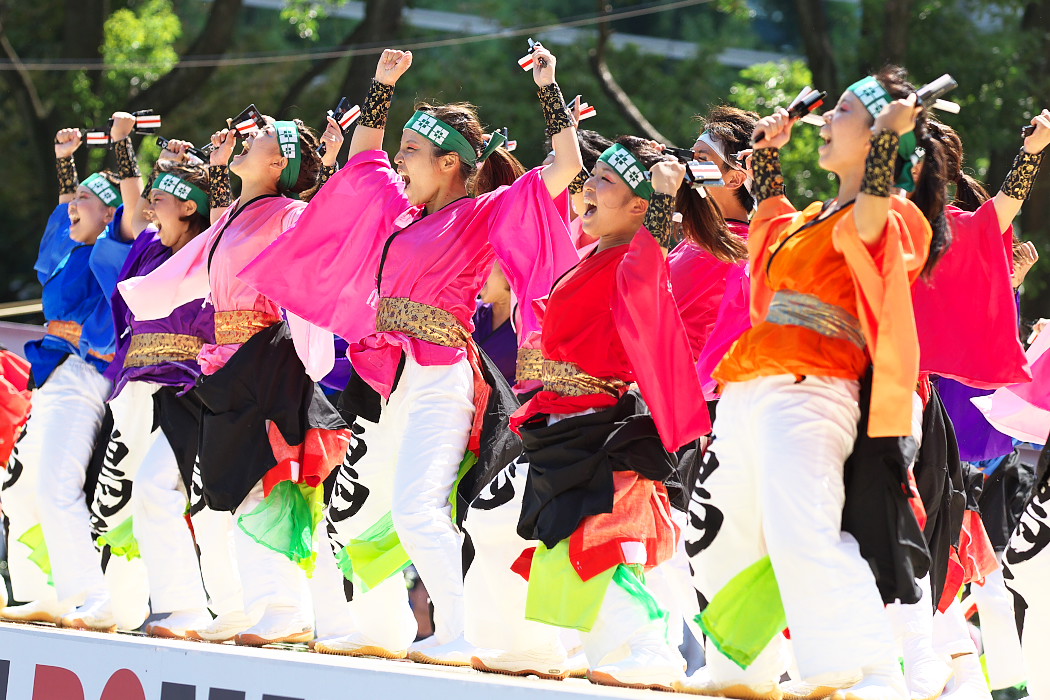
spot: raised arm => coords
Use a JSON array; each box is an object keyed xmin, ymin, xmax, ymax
[
  {"xmin": 208, "ymin": 128, "xmax": 237, "ymax": 225},
  {"xmin": 645, "ymin": 160, "xmax": 687, "ymax": 250},
  {"xmin": 54, "ymin": 128, "xmax": 82, "ymax": 205},
  {"xmin": 853, "ymin": 95, "xmax": 920, "ymax": 246},
  {"xmin": 349, "ymin": 49, "xmax": 413, "ymax": 160},
  {"xmin": 992, "ymin": 109, "xmax": 1050, "ymax": 232},
  {"xmin": 109, "ymin": 111, "xmax": 145, "ymax": 241},
  {"xmin": 530, "ymin": 45, "xmax": 583, "ymax": 199}
]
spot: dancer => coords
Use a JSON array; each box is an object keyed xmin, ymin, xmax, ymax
[
  {"xmin": 681, "ymin": 70, "xmax": 934, "ymax": 700},
  {"xmin": 119, "ymin": 114, "xmax": 351, "ymax": 646},
  {"xmin": 99, "ymin": 140, "xmax": 246, "ymax": 640},
  {"xmin": 238, "ymin": 45, "xmax": 583, "ymax": 663},
  {"xmin": 2, "ymin": 116, "xmax": 141, "ymax": 629},
  {"xmin": 506, "ymin": 136, "xmax": 709, "ymax": 690}
]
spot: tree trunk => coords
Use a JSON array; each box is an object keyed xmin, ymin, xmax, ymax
[
  {"xmin": 588, "ymin": 1, "xmax": 669, "ymax": 144},
  {"xmin": 278, "ymin": 0, "xmax": 407, "ymax": 118},
  {"xmin": 793, "ymin": 0, "xmax": 840, "ymax": 95},
  {"xmin": 63, "ymin": 0, "xmax": 106, "ymax": 94},
  {"xmin": 1017, "ymin": 0, "xmax": 1050, "ymax": 323},
  {"xmin": 881, "ymin": 0, "xmax": 912, "ymax": 66},
  {"xmin": 337, "ymin": 0, "xmax": 406, "ymax": 113},
  {"xmin": 130, "ymin": 0, "xmax": 244, "ymax": 116}
]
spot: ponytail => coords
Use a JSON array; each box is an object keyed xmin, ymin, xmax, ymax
[
  {"xmin": 953, "ymin": 173, "xmax": 991, "ymax": 212},
  {"xmin": 926, "ymin": 117, "xmax": 990, "ymax": 212},
  {"xmin": 473, "ymin": 148, "xmax": 526, "ymax": 195},
  {"xmin": 675, "ymin": 187, "xmax": 748, "ymax": 263}
]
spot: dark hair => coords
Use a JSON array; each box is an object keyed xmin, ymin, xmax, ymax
[
  {"xmin": 615, "ymin": 136, "xmax": 747, "ymax": 263},
  {"xmin": 545, "ymin": 129, "xmax": 612, "ymax": 173},
  {"xmin": 696, "ymin": 105, "xmax": 760, "ymax": 213},
  {"xmin": 925, "ymin": 118, "xmax": 990, "ymax": 212},
  {"xmin": 415, "ymin": 101, "xmax": 526, "ymax": 195},
  {"xmin": 153, "ymin": 160, "xmax": 210, "ymax": 236},
  {"xmin": 279, "ymin": 119, "xmax": 324, "ymax": 200},
  {"xmin": 874, "ymin": 65, "xmax": 950, "ymax": 276}
]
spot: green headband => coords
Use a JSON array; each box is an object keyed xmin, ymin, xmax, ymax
[
  {"xmin": 847, "ymin": 76, "xmax": 921, "ymax": 193},
  {"xmin": 597, "ymin": 144, "xmax": 655, "ymax": 200},
  {"xmin": 275, "ymin": 120, "xmax": 302, "ymax": 192},
  {"xmin": 82, "ymin": 172, "xmax": 122, "ymax": 207},
  {"xmin": 404, "ymin": 111, "xmax": 504, "ymax": 166},
  {"xmin": 153, "ymin": 172, "xmax": 209, "ymax": 214}
]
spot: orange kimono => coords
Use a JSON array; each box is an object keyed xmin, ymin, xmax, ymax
[{"xmin": 715, "ymin": 195, "xmax": 932, "ymax": 437}]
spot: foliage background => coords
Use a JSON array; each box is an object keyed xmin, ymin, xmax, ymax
[{"xmin": 1, "ymin": 0, "xmax": 1047, "ymax": 327}]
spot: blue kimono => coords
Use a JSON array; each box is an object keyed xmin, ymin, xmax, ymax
[{"xmin": 24, "ymin": 204, "xmax": 133, "ymax": 386}]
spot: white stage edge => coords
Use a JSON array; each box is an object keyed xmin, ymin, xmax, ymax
[{"xmin": 0, "ymin": 623, "xmax": 700, "ymax": 700}]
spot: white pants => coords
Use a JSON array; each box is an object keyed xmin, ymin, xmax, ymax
[
  {"xmin": 686, "ymin": 375, "xmax": 898, "ymax": 682},
  {"xmin": 133, "ymin": 430, "xmax": 244, "ymax": 617},
  {"xmin": 3, "ymin": 404, "xmax": 54, "ymax": 605},
  {"xmin": 234, "ymin": 480, "xmax": 312, "ymax": 625},
  {"xmin": 91, "ymin": 382, "xmax": 156, "ymax": 627},
  {"xmin": 1004, "ymin": 473, "xmax": 1050, "ymax": 698},
  {"xmin": 463, "ymin": 439, "xmax": 692, "ymax": 662},
  {"xmin": 463, "ymin": 455, "xmax": 564, "ymax": 652},
  {"xmin": 969, "ymin": 565, "xmax": 1026, "ymax": 689},
  {"xmin": 327, "ymin": 355, "xmax": 474, "ymax": 646},
  {"xmin": 34, "ymin": 355, "xmax": 112, "ymax": 605}
]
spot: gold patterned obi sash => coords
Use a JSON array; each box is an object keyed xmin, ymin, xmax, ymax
[
  {"xmin": 124, "ymin": 333, "xmax": 205, "ymax": 368},
  {"xmin": 376, "ymin": 297, "xmax": 471, "ymax": 348},
  {"xmin": 214, "ymin": 310, "xmax": 281, "ymax": 346},
  {"xmin": 541, "ymin": 359, "xmax": 628, "ymax": 398},
  {"xmin": 766, "ymin": 290, "xmax": 867, "ymax": 350},
  {"xmin": 516, "ymin": 348, "xmax": 543, "ymax": 383},
  {"xmin": 46, "ymin": 320, "xmax": 114, "ymax": 362}
]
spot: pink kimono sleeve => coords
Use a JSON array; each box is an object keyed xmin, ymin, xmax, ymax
[
  {"xmin": 273, "ymin": 206, "xmax": 335, "ymax": 382},
  {"xmin": 973, "ymin": 329, "xmax": 1050, "ymax": 442},
  {"xmin": 117, "ymin": 219, "xmax": 218, "ymax": 321},
  {"xmin": 912, "ymin": 200, "xmax": 1029, "ymax": 387},
  {"xmin": 613, "ymin": 229, "xmax": 712, "ymax": 451},
  {"xmin": 696, "ymin": 263, "xmax": 751, "ymax": 399},
  {"xmin": 484, "ymin": 168, "xmax": 578, "ymax": 343},
  {"xmin": 238, "ymin": 150, "xmax": 414, "ymax": 342}
]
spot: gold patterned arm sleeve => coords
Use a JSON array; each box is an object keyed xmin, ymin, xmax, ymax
[
  {"xmin": 860, "ymin": 130, "xmax": 899, "ymax": 198},
  {"xmin": 360, "ymin": 80, "xmax": 395, "ymax": 130},
  {"xmin": 751, "ymin": 148, "xmax": 785, "ymax": 203},
  {"xmin": 56, "ymin": 155, "xmax": 79, "ymax": 195},
  {"xmin": 209, "ymin": 165, "xmax": 232, "ymax": 209},
  {"xmin": 1001, "ymin": 147, "xmax": 1044, "ymax": 201},
  {"xmin": 112, "ymin": 138, "xmax": 141, "ymax": 180},
  {"xmin": 319, "ymin": 164, "xmax": 338, "ymax": 187},
  {"xmin": 568, "ymin": 168, "xmax": 589, "ymax": 194},
  {"xmin": 644, "ymin": 192, "xmax": 678, "ymax": 249},
  {"xmin": 538, "ymin": 83, "xmax": 573, "ymax": 138}
]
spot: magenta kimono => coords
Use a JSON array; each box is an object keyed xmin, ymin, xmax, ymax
[{"xmin": 240, "ymin": 150, "xmax": 580, "ymax": 398}]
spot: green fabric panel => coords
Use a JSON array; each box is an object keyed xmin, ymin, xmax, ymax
[
  {"xmin": 17, "ymin": 524, "xmax": 53, "ymax": 584},
  {"xmin": 613, "ymin": 563, "xmax": 669, "ymax": 635},
  {"xmin": 449, "ymin": 450, "xmax": 477, "ymax": 523},
  {"xmin": 696, "ymin": 555, "xmax": 787, "ymax": 669},
  {"xmin": 524, "ymin": 540, "xmax": 616, "ymax": 632},
  {"xmin": 336, "ymin": 511, "xmax": 411, "ymax": 593},
  {"xmin": 95, "ymin": 516, "xmax": 140, "ymax": 561},
  {"xmin": 237, "ymin": 480, "xmax": 320, "ymax": 575}
]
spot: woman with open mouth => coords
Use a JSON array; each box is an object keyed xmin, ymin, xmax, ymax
[
  {"xmin": 1, "ymin": 116, "xmax": 141, "ymax": 631},
  {"xmin": 119, "ymin": 113, "xmax": 352, "ymax": 647},
  {"xmin": 92, "ymin": 140, "xmax": 249, "ymax": 643},
  {"xmin": 679, "ymin": 70, "xmax": 939, "ymax": 700},
  {"xmin": 238, "ymin": 44, "xmax": 583, "ymax": 664}
]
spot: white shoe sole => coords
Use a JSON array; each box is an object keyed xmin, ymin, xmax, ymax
[{"xmin": 471, "ymin": 656, "xmax": 570, "ymax": 681}]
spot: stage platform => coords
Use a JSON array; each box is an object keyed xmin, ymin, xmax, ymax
[{"xmin": 0, "ymin": 621, "xmax": 707, "ymax": 699}]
